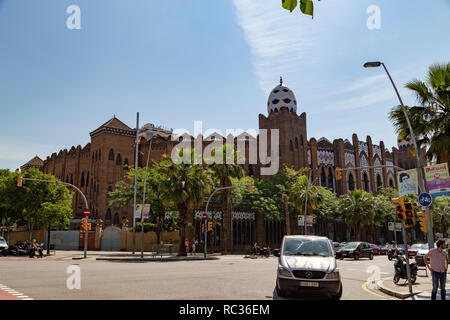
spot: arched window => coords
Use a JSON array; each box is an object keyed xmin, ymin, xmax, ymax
[
  {"xmin": 295, "ymin": 137, "xmax": 299, "ymax": 148},
  {"xmin": 95, "ymin": 151, "xmax": 98, "ymax": 161},
  {"xmin": 107, "ymin": 186, "xmax": 112, "ymax": 198},
  {"xmin": 328, "ymin": 167, "xmax": 334, "ymax": 191},
  {"xmin": 108, "ymin": 149, "xmax": 114, "ymax": 160},
  {"xmin": 389, "ymin": 178, "xmax": 394, "ymax": 188},
  {"xmin": 86, "ymin": 172, "xmax": 89, "ymax": 187},
  {"xmin": 80, "ymin": 172, "xmax": 85, "ymax": 187},
  {"xmin": 300, "ymin": 135, "xmax": 304, "ymax": 146},
  {"xmin": 116, "ymin": 153, "xmax": 122, "ymax": 165},
  {"xmin": 124, "ymin": 158, "xmax": 129, "ymax": 166},
  {"xmin": 70, "ymin": 174, "xmax": 73, "ymax": 185},
  {"xmin": 290, "ymin": 140, "xmax": 294, "ymax": 152},
  {"xmin": 98, "ymin": 149, "xmax": 101, "ymax": 161},
  {"xmin": 66, "ymin": 175, "xmax": 69, "ymax": 183},
  {"xmin": 363, "ymin": 172, "xmax": 369, "ymax": 192},
  {"xmin": 376, "ymin": 175, "xmax": 382, "ymax": 191},
  {"xmin": 348, "ymin": 173, "xmax": 355, "ymax": 191},
  {"xmin": 320, "ymin": 167, "xmax": 326, "ymax": 187},
  {"xmin": 105, "ymin": 209, "xmax": 112, "ymax": 222},
  {"xmin": 248, "ymin": 164, "xmax": 254, "ymax": 176},
  {"xmin": 113, "ymin": 213, "xmax": 119, "ymax": 225}
]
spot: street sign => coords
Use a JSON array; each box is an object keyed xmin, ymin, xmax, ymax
[
  {"xmin": 142, "ymin": 204, "xmax": 150, "ymax": 219},
  {"xmin": 306, "ymin": 216, "xmax": 313, "ymax": 227},
  {"xmin": 203, "ymin": 213, "xmax": 207, "ymax": 221},
  {"xmin": 395, "ymin": 223, "xmax": 402, "ymax": 232},
  {"xmin": 388, "ymin": 222, "xmax": 395, "ymax": 231},
  {"xmin": 297, "ymin": 216, "xmax": 304, "ymax": 226},
  {"xmin": 83, "ymin": 209, "xmax": 91, "ymax": 217},
  {"xmin": 135, "ymin": 204, "xmax": 142, "ymax": 219},
  {"xmin": 418, "ymin": 193, "xmax": 432, "ymax": 207}
]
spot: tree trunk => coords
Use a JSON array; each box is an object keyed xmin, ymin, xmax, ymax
[
  {"xmin": 356, "ymin": 224, "xmax": 361, "ymax": 241},
  {"xmin": 47, "ymin": 223, "xmax": 51, "ymax": 255},
  {"xmin": 177, "ymin": 203, "xmax": 188, "ymax": 256},
  {"xmin": 156, "ymin": 215, "xmax": 161, "ymax": 254}
]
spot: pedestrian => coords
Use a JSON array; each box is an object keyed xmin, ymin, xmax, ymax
[
  {"xmin": 424, "ymin": 239, "xmax": 448, "ymax": 301},
  {"xmin": 191, "ymin": 239, "xmax": 196, "ymax": 255},
  {"xmin": 185, "ymin": 239, "xmax": 190, "ymax": 255}
]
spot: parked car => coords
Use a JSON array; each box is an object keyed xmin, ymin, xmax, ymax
[
  {"xmin": 275, "ymin": 235, "xmax": 342, "ymax": 300},
  {"xmin": 379, "ymin": 245, "xmax": 388, "ymax": 255},
  {"xmin": 369, "ymin": 244, "xmax": 380, "ymax": 255},
  {"xmin": 408, "ymin": 243, "xmax": 425, "ymax": 257},
  {"xmin": 339, "ymin": 241, "xmax": 374, "ymax": 260},
  {"xmin": 332, "ymin": 242, "xmax": 343, "ymax": 259},
  {"xmin": 415, "ymin": 243, "xmax": 434, "ymax": 267},
  {"xmin": 0, "ymin": 236, "xmax": 8, "ymax": 256}
]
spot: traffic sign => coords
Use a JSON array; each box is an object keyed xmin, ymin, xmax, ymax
[
  {"xmin": 418, "ymin": 193, "xmax": 432, "ymax": 207},
  {"xmin": 83, "ymin": 209, "xmax": 91, "ymax": 217},
  {"xmin": 203, "ymin": 213, "xmax": 207, "ymax": 221}
]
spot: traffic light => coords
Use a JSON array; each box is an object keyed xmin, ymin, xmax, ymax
[
  {"xmin": 391, "ymin": 197, "xmax": 406, "ymax": 221},
  {"xmin": 81, "ymin": 218, "xmax": 88, "ymax": 231},
  {"xmin": 404, "ymin": 202, "xmax": 415, "ymax": 226},
  {"xmin": 417, "ymin": 211, "xmax": 433, "ymax": 233},
  {"xmin": 207, "ymin": 221, "xmax": 213, "ymax": 232},
  {"xmin": 201, "ymin": 223, "xmax": 205, "ymax": 233},
  {"xmin": 336, "ymin": 167, "xmax": 342, "ymax": 180},
  {"xmin": 17, "ymin": 176, "xmax": 23, "ymax": 187},
  {"xmin": 248, "ymin": 182, "xmax": 254, "ymax": 193}
]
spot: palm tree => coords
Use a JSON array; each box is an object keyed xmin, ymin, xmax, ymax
[
  {"xmin": 208, "ymin": 144, "xmax": 244, "ymax": 253},
  {"xmin": 155, "ymin": 152, "xmax": 214, "ymax": 256},
  {"xmin": 389, "ymin": 63, "xmax": 450, "ymax": 167},
  {"xmin": 336, "ymin": 190, "xmax": 375, "ymax": 241}
]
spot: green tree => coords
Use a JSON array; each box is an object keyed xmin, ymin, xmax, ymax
[
  {"xmin": 208, "ymin": 144, "xmax": 244, "ymax": 252},
  {"xmin": 431, "ymin": 196, "xmax": 450, "ymax": 235},
  {"xmin": 282, "ymin": 0, "xmax": 315, "ymax": 18},
  {"xmin": 155, "ymin": 152, "xmax": 214, "ymax": 256},
  {"xmin": 389, "ymin": 63, "xmax": 450, "ymax": 167}
]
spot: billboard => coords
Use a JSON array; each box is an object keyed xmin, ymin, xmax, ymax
[
  {"xmin": 397, "ymin": 169, "xmax": 418, "ymax": 196},
  {"xmin": 424, "ymin": 163, "xmax": 450, "ymax": 197}
]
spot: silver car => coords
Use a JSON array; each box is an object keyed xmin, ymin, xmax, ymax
[
  {"xmin": 0, "ymin": 236, "xmax": 8, "ymax": 256},
  {"xmin": 275, "ymin": 235, "xmax": 342, "ymax": 299}
]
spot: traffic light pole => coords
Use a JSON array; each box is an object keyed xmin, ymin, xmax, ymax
[
  {"xmin": 204, "ymin": 184, "xmax": 252, "ymax": 259},
  {"xmin": 401, "ymin": 221, "xmax": 413, "ymax": 294},
  {"xmin": 21, "ymin": 178, "xmax": 89, "ymax": 258}
]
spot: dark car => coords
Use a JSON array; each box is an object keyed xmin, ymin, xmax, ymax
[
  {"xmin": 339, "ymin": 241, "xmax": 374, "ymax": 260},
  {"xmin": 275, "ymin": 235, "xmax": 342, "ymax": 300},
  {"xmin": 369, "ymin": 244, "xmax": 380, "ymax": 255},
  {"xmin": 332, "ymin": 242, "xmax": 343, "ymax": 259}
]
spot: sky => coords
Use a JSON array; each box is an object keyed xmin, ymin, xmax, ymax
[{"xmin": 0, "ymin": 0, "xmax": 449, "ymax": 170}]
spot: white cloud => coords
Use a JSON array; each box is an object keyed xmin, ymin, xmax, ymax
[{"xmin": 232, "ymin": 0, "xmax": 317, "ymax": 92}]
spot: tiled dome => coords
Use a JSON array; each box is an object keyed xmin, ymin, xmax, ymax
[{"xmin": 267, "ymin": 78, "xmax": 297, "ymax": 114}]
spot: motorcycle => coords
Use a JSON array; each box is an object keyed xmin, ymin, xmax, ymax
[
  {"xmin": 387, "ymin": 247, "xmax": 404, "ymax": 261},
  {"xmin": 8, "ymin": 241, "xmax": 29, "ymax": 256},
  {"xmin": 247, "ymin": 244, "xmax": 270, "ymax": 257},
  {"xmin": 28, "ymin": 243, "xmax": 44, "ymax": 258},
  {"xmin": 393, "ymin": 254, "xmax": 418, "ymax": 284}
]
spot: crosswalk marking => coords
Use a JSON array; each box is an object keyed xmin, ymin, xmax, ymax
[{"xmin": 0, "ymin": 284, "xmax": 33, "ymax": 301}]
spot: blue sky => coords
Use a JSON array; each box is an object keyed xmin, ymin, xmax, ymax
[{"xmin": 0, "ymin": 0, "xmax": 449, "ymax": 170}]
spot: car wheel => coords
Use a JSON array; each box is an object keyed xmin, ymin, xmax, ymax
[
  {"xmin": 369, "ymin": 253, "xmax": 374, "ymax": 260},
  {"xmin": 276, "ymin": 285, "xmax": 287, "ymax": 298},
  {"xmin": 354, "ymin": 254, "xmax": 359, "ymax": 260},
  {"xmin": 330, "ymin": 284, "xmax": 343, "ymax": 300},
  {"xmin": 393, "ymin": 273, "xmax": 400, "ymax": 284},
  {"xmin": 388, "ymin": 254, "xmax": 393, "ymax": 261},
  {"xmin": 340, "ymin": 256, "xmax": 344, "ymax": 260}
]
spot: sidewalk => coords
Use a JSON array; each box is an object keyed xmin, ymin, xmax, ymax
[{"xmin": 377, "ymin": 270, "xmax": 450, "ymax": 300}]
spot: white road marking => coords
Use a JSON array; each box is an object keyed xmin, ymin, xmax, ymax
[{"xmin": 0, "ymin": 283, "xmax": 34, "ymax": 300}]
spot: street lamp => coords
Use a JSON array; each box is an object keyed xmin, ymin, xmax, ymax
[{"xmin": 363, "ymin": 61, "xmax": 433, "ymax": 248}]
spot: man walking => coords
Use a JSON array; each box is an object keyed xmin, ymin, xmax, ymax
[{"xmin": 424, "ymin": 239, "xmax": 448, "ymax": 300}]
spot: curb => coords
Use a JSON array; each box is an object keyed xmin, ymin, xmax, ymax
[
  {"xmin": 377, "ymin": 279, "xmax": 422, "ymax": 299},
  {"xmin": 95, "ymin": 256, "xmax": 219, "ymax": 262}
]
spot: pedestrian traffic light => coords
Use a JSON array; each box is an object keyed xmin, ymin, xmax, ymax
[
  {"xmin": 17, "ymin": 176, "xmax": 23, "ymax": 187},
  {"xmin": 404, "ymin": 202, "xmax": 415, "ymax": 226},
  {"xmin": 87, "ymin": 223, "xmax": 92, "ymax": 231},
  {"xmin": 81, "ymin": 218, "xmax": 88, "ymax": 231},
  {"xmin": 336, "ymin": 167, "xmax": 342, "ymax": 180},
  {"xmin": 201, "ymin": 223, "xmax": 205, "ymax": 233},
  {"xmin": 248, "ymin": 182, "xmax": 254, "ymax": 193},
  {"xmin": 207, "ymin": 221, "xmax": 213, "ymax": 232},
  {"xmin": 391, "ymin": 197, "xmax": 405, "ymax": 221},
  {"xmin": 417, "ymin": 211, "xmax": 433, "ymax": 233}
]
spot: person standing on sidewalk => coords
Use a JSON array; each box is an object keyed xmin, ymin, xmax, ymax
[{"xmin": 424, "ymin": 239, "xmax": 448, "ymax": 301}]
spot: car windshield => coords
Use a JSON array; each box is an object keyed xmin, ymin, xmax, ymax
[
  {"xmin": 283, "ymin": 238, "xmax": 333, "ymax": 257},
  {"xmin": 343, "ymin": 242, "xmax": 358, "ymax": 249},
  {"xmin": 0, "ymin": 239, "xmax": 6, "ymax": 245}
]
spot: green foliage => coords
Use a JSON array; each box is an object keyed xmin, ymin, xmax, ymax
[
  {"xmin": 431, "ymin": 196, "xmax": 450, "ymax": 232},
  {"xmin": 389, "ymin": 63, "xmax": 450, "ymax": 166},
  {"xmin": 282, "ymin": 0, "xmax": 315, "ymax": 17}
]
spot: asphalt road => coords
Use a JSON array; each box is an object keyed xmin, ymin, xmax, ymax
[{"xmin": 0, "ymin": 254, "xmax": 397, "ymax": 300}]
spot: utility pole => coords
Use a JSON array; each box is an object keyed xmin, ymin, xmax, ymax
[{"xmin": 132, "ymin": 112, "xmax": 139, "ymax": 254}]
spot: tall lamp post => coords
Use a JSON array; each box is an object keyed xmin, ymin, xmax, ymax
[{"xmin": 363, "ymin": 61, "xmax": 433, "ymax": 247}]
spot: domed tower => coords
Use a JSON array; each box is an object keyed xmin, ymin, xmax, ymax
[{"xmin": 259, "ymin": 77, "xmax": 308, "ymax": 174}]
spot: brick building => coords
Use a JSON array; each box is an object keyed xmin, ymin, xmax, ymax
[{"xmin": 27, "ymin": 78, "xmax": 420, "ymax": 249}]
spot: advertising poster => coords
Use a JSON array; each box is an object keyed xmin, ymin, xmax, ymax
[
  {"xmin": 143, "ymin": 204, "xmax": 151, "ymax": 219},
  {"xmin": 135, "ymin": 204, "xmax": 142, "ymax": 219},
  {"xmin": 424, "ymin": 163, "xmax": 450, "ymax": 197},
  {"xmin": 397, "ymin": 169, "xmax": 418, "ymax": 196},
  {"xmin": 297, "ymin": 216, "xmax": 304, "ymax": 227},
  {"xmin": 306, "ymin": 215, "xmax": 314, "ymax": 227}
]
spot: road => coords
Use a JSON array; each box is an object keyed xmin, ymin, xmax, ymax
[{"xmin": 0, "ymin": 254, "xmax": 397, "ymax": 300}]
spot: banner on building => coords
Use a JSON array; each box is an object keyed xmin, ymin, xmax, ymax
[
  {"xmin": 143, "ymin": 204, "xmax": 151, "ymax": 219},
  {"xmin": 306, "ymin": 216, "xmax": 314, "ymax": 227},
  {"xmin": 424, "ymin": 163, "xmax": 450, "ymax": 197},
  {"xmin": 397, "ymin": 169, "xmax": 419, "ymax": 196},
  {"xmin": 297, "ymin": 216, "xmax": 304, "ymax": 227},
  {"xmin": 135, "ymin": 204, "xmax": 142, "ymax": 219},
  {"xmin": 388, "ymin": 222, "xmax": 395, "ymax": 231}
]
